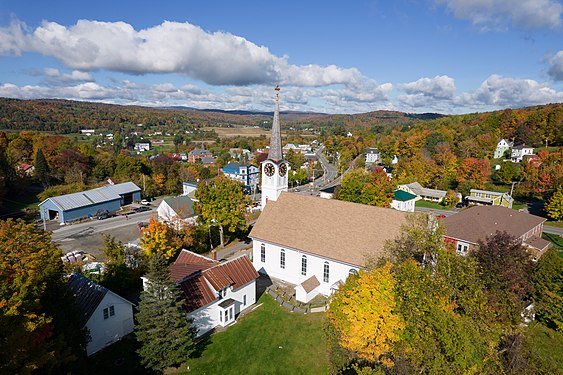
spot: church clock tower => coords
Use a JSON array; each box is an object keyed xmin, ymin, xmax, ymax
[{"xmin": 261, "ymin": 86, "xmax": 289, "ymax": 209}]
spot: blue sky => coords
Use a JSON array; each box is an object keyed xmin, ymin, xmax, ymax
[{"xmin": 0, "ymin": 0, "xmax": 562, "ymax": 114}]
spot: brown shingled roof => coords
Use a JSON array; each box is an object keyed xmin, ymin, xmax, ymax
[
  {"xmin": 443, "ymin": 205, "xmax": 546, "ymax": 244},
  {"xmin": 300, "ymin": 275, "xmax": 320, "ymax": 293},
  {"xmin": 249, "ymin": 193, "xmax": 409, "ymax": 266},
  {"xmin": 172, "ymin": 251, "xmax": 258, "ymax": 313},
  {"xmin": 526, "ymin": 236, "xmax": 551, "ymax": 252}
]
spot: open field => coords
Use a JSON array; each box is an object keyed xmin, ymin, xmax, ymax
[{"xmin": 207, "ymin": 126, "xmax": 271, "ymax": 138}]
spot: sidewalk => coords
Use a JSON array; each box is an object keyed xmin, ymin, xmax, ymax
[{"xmin": 205, "ymin": 237, "xmax": 253, "ymax": 261}]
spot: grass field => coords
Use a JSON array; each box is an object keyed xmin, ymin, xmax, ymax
[
  {"xmin": 180, "ymin": 294, "xmax": 329, "ymax": 374},
  {"xmin": 207, "ymin": 126, "xmax": 271, "ymax": 138},
  {"xmin": 524, "ymin": 323, "xmax": 563, "ymax": 373},
  {"xmin": 414, "ymin": 200, "xmax": 445, "ymax": 209}
]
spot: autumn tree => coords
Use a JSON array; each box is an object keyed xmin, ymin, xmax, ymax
[
  {"xmin": 0, "ymin": 219, "xmax": 87, "ymax": 373},
  {"xmin": 336, "ymin": 168, "xmax": 395, "ymax": 207},
  {"xmin": 34, "ymin": 148, "xmax": 49, "ymax": 187},
  {"xmin": 474, "ymin": 232, "xmax": 534, "ymax": 325},
  {"xmin": 494, "ymin": 161, "xmax": 521, "ymax": 185},
  {"xmin": 140, "ymin": 217, "xmax": 179, "ymax": 261},
  {"xmin": 532, "ymin": 248, "xmax": 563, "ymax": 331},
  {"xmin": 545, "ymin": 185, "xmax": 563, "ymax": 220},
  {"xmin": 328, "ymin": 263, "xmax": 404, "ymax": 367},
  {"xmin": 195, "ymin": 175, "xmax": 250, "ymax": 247},
  {"xmin": 136, "ymin": 253, "xmax": 196, "ymax": 372},
  {"xmin": 456, "ymin": 157, "xmax": 491, "ymax": 189}
]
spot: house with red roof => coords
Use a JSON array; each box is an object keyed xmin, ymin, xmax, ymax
[{"xmin": 168, "ymin": 250, "xmax": 259, "ymax": 337}]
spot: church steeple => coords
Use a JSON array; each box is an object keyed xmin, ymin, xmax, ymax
[{"xmin": 268, "ymin": 85, "xmax": 283, "ymax": 162}]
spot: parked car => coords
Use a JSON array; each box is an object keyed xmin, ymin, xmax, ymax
[
  {"xmin": 96, "ymin": 209, "xmax": 112, "ymax": 220},
  {"xmin": 140, "ymin": 199, "xmax": 151, "ymax": 206},
  {"xmin": 137, "ymin": 221, "xmax": 149, "ymax": 230},
  {"xmin": 134, "ymin": 206, "xmax": 152, "ymax": 213},
  {"xmin": 455, "ymin": 202, "xmax": 465, "ymax": 209}
]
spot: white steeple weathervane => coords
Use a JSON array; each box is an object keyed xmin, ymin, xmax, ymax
[{"xmin": 260, "ymin": 85, "xmax": 289, "ymax": 210}]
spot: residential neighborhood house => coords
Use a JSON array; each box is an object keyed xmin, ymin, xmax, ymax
[
  {"xmin": 443, "ymin": 205, "xmax": 550, "ymax": 259},
  {"xmin": 222, "ymin": 162, "xmax": 259, "ymax": 190},
  {"xmin": 134, "ymin": 142, "xmax": 150, "ymax": 152},
  {"xmin": 68, "ymin": 273, "xmax": 135, "ymax": 356},
  {"xmin": 511, "ymin": 144, "xmax": 534, "ymax": 163},
  {"xmin": 157, "ymin": 195, "xmax": 198, "ymax": 229},
  {"xmin": 398, "ymin": 181, "xmax": 447, "ymax": 203},
  {"xmin": 250, "ymin": 192, "xmax": 408, "ymax": 303},
  {"xmin": 494, "ymin": 138, "xmax": 514, "ymax": 159},
  {"xmin": 165, "ymin": 250, "xmax": 259, "ymax": 337},
  {"xmin": 466, "ymin": 189, "xmax": 514, "ymax": 208},
  {"xmin": 188, "ymin": 148, "xmax": 213, "ymax": 163},
  {"xmin": 365, "ymin": 148, "xmax": 381, "ymax": 164}
]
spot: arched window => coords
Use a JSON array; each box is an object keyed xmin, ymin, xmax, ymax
[
  {"xmin": 323, "ymin": 261, "xmax": 330, "ymax": 283},
  {"xmin": 301, "ymin": 255, "xmax": 307, "ymax": 276},
  {"xmin": 260, "ymin": 243, "xmax": 265, "ymax": 263},
  {"xmin": 280, "ymin": 249, "xmax": 285, "ymax": 269}
]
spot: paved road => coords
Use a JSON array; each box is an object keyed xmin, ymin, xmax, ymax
[
  {"xmin": 543, "ymin": 225, "xmax": 563, "ymax": 236},
  {"xmin": 414, "ymin": 207, "xmax": 458, "ymax": 217}
]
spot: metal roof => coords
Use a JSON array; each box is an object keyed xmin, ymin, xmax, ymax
[
  {"xmin": 106, "ymin": 181, "xmax": 141, "ymax": 195},
  {"xmin": 39, "ymin": 182, "xmax": 140, "ymax": 211},
  {"xmin": 68, "ymin": 273, "xmax": 108, "ymax": 322}
]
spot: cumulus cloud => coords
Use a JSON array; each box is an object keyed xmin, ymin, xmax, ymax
[
  {"xmin": 399, "ymin": 75, "xmax": 456, "ymax": 99},
  {"xmin": 43, "ymin": 68, "xmax": 93, "ymax": 82},
  {"xmin": 547, "ymin": 50, "xmax": 563, "ymax": 81},
  {"xmin": 437, "ymin": 0, "xmax": 563, "ymax": 29},
  {"xmin": 0, "ymin": 18, "xmax": 368, "ymax": 88},
  {"xmin": 456, "ymin": 74, "xmax": 563, "ymax": 108}
]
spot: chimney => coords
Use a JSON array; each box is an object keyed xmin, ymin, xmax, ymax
[{"xmin": 212, "ymin": 250, "xmax": 217, "ymax": 261}]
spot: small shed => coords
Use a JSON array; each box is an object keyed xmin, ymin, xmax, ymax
[
  {"xmin": 39, "ymin": 182, "xmax": 141, "ymax": 223},
  {"xmin": 295, "ymin": 275, "xmax": 321, "ymax": 303}
]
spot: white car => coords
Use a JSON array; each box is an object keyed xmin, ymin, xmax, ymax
[{"xmin": 140, "ymin": 199, "xmax": 151, "ymax": 205}]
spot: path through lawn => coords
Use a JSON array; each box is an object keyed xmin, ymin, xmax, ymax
[{"xmin": 180, "ymin": 294, "xmax": 329, "ymax": 374}]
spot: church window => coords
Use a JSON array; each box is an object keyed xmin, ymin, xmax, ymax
[
  {"xmin": 301, "ymin": 255, "xmax": 307, "ymax": 276},
  {"xmin": 323, "ymin": 261, "xmax": 330, "ymax": 283},
  {"xmin": 261, "ymin": 244, "xmax": 265, "ymax": 262},
  {"xmin": 280, "ymin": 249, "xmax": 285, "ymax": 269}
]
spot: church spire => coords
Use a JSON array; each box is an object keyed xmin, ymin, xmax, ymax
[{"xmin": 268, "ymin": 85, "xmax": 283, "ymax": 162}]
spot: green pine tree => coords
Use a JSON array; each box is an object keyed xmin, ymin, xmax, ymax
[
  {"xmin": 135, "ymin": 253, "xmax": 196, "ymax": 372},
  {"xmin": 34, "ymin": 148, "xmax": 49, "ymax": 187}
]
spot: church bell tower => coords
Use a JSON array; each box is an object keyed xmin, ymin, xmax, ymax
[{"xmin": 261, "ymin": 86, "xmax": 289, "ymax": 209}]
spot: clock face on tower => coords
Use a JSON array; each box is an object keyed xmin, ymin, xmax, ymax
[
  {"xmin": 279, "ymin": 163, "xmax": 287, "ymax": 177},
  {"xmin": 264, "ymin": 162, "xmax": 275, "ymax": 177}
]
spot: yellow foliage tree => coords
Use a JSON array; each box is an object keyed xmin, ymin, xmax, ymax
[
  {"xmin": 328, "ymin": 263, "xmax": 404, "ymax": 367},
  {"xmin": 140, "ymin": 217, "xmax": 178, "ymax": 261}
]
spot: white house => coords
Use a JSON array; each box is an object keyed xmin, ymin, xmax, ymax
[
  {"xmin": 511, "ymin": 144, "xmax": 534, "ymax": 163},
  {"xmin": 168, "ymin": 250, "xmax": 259, "ymax": 337},
  {"xmin": 365, "ymin": 148, "xmax": 381, "ymax": 164},
  {"xmin": 68, "ymin": 273, "xmax": 135, "ymax": 356},
  {"xmin": 182, "ymin": 181, "xmax": 198, "ymax": 197},
  {"xmin": 157, "ymin": 195, "xmax": 197, "ymax": 229},
  {"xmin": 250, "ymin": 193, "xmax": 408, "ymax": 303},
  {"xmin": 134, "ymin": 142, "xmax": 150, "ymax": 152},
  {"xmin": 222, "ymin": 162, "xmax": 259, "ymax": 189},
  {"xmin": 494, "ymin": 138, "xmax": 513, "ymax": 159},
  {"xmin": 391, "ymin": 190, "xmax": 417, "ymax": 212},
  {"xmin": 398, "ymin": 181, "xmax": 447, "ymax": 203}
]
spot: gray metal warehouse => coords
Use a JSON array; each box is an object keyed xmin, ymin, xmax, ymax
[{"xmin": 39, "ymin": 182, "xmax": 141, "ymax": 224}]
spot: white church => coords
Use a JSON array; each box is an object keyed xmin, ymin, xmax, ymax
[{"xmin": 250, "ymin": 87, "xmax": 409, "ymax": 303}]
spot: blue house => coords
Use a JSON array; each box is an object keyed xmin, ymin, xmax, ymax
[
  {"xmin": 39, "ymin": 182, "xmax": 141, "ymax": 223},
  {"xmin": 222, "ymin": 162, "xmax": 259, "ymax": 189}
]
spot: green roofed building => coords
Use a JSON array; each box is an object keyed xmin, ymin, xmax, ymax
[{"xmin": 391, "ymin": 190, "xmax": 417, "ymax": 212}]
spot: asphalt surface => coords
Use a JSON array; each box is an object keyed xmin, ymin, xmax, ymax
[{"xmin": 50, "ymin": 206, "xmax": 157, "ymax": 259}]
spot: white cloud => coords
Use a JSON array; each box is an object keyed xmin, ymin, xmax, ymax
[
  {"xmin": 399, "ymin": 75, "xmax": 456, "ymax": 99},
  {"xmin": 43, "ymin": 67, "xmax": 93, "ymax": 82},
  {"xmin": 0, "ymin": 18, "xmax": 368, "ymax": 88},
  {"xmin": 547, "ymin": 50, "xmax": 563, "ymax": 81},
  {"xmin": 437, "ymin": 0, "xmax": 563, "ymax": 29},
  {"xmin": 456, "ymin": 74, "xmax": 563, "ymax": 108}
]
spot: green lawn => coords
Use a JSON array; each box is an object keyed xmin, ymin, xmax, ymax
[
  {"xmin": 543, "ymin": 233, "xmax": 563, "ymax": 258},
  {"xmin": 180, "ymin": 293, "xmax": 329, "ymax": 375},
  {"xmin": 524, "ymin": 323, "xmax": 563, "ymax": 373},
  {"xmin": 414, "ymin": 200, "xmax": 444, "ymax": 209}
]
